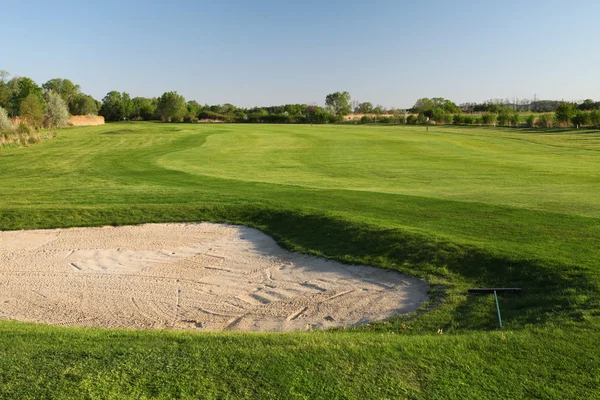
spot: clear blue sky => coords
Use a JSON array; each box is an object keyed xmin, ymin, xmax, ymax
[{"xmin": 2, "ymin": 0, "xmax": 599, "ymax": 108}]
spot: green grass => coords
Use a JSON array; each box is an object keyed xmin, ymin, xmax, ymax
[{"xmin": 1, "ymin": 122, "xmax": 599, "ymax": 398}]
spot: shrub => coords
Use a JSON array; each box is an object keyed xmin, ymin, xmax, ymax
[
  {"xmin": 406, "ymin": 115, "xmax": 417, "ymax": 125},
  {"xmin": 497, "ymin": 110, "xmax": 510, "ymax": 126},
  {"xmin": 431, "ymin": 109, "xmax": 452, "ymax": 124},
  {"xmin": 510, "ymin": 113, "xmax": 520, "ymax": 127},
  {"xmin": 393, "ymin": 114, "xmax": 406, "ymax": 124},
  {"xmin": 20, "ymin": 94, "xmax": 45, "ymax": 128},
  {"xmin": 535, "ymin": 114, "xmax": 553, "ymax": 128},
  {"xmin": 453, "ymin": 114, "xmax": 464, "ymax": 125},
  {"xmin": 44, "ymin": 90, "xmax": 70, "ymax": 128},
  {"xmin": 416, "ymin": 114, "xmax": 428, "ymax": 124},
  {"xmin": 463, "ymin": 115, "xmax": 474, "ymax": 125},
  {"xmin": 481, "ymin": 113, "xmax": 497, "ymax": 126},
  {"xmin": 590, "ymin": 110, "xmax": 600, "ymax": 127},
  {"xmin": 16, "ymin": 121, "xmax": 31, "ymax": 134},
  {"xmin": 555, "ymin": 101, "xmax": 576, "ymax": 126},
  {"xmin": 0, "ymin": 106, "xmax": 12, "ymax": 131},
  {"xmin": 360, "ymin": 115, "xmax": 371, "ymax": 124},
  {"xmin": 571, "ymin": 111, "xmax": 591, "ymax": 128},
  {"xmin": 378, "ymin": 116, "xmax": 392, "ymax": 123},
  {"xmin": 526, "ymin": 115, "xmax": 535, "ymax": 128}
]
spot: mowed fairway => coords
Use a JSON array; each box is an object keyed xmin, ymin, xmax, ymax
[{"xmin": 1, "ymin": 122, "xmax": 599, "ymax": 398}]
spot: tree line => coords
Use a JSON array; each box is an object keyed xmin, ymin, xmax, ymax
[{"xmin": 3, "ymin": 70, "xmax": 600, "ymax": 130}]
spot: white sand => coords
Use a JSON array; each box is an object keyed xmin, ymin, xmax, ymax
[{"xmin": 0, "ymin": 223, "xmax": 428, "ymax": 331}]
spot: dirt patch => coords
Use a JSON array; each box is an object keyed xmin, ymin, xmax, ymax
[{"xmin": 0, "ymin": 223, "xmax": 428, "ymax": 331}]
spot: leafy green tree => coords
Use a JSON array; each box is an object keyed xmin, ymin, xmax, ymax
[
  {"xmin": 99, "ymin": 91, "xmax": 123, "ymax": 121},
  {"xmin": 44, "ymin": 90, "xmax": 70, "ymax": 128},
  {"xmin": 577, "ymin": 99, "xmax": 600, "ymax": 111},
  {"xmin": 70, "ymin": 94, "xmax": 99, "ymax": 115},
  {"xmin": 355, "ymin": 102, "xmax": 373, "ymax": 114},
  {"xmin": 156, "ymin": 91, "xmax": 186, "ymax": 122},
  {"xmin": 555, "ymin": 102, "xmax": 576, "ymax": 125},
  {"xmin": 186, "ymin": 100, "xmax": 202, "ymax": 117},
  {"xmin": 325, "ymin": 91, "xmax": 352, "ymax": 117},
  {"xmin": 42, "ymin": 78, "xmax": 81, "ymax": 105},
  {"xmin": 10, "ymin": 77, "xmax": 43, "ymax": 116},
  {"xmin": 412, "ymin": 98, "xmax": 434, "ymax": 114},
  {"xmin": 99, "ymin": 91, "xmax": 133, "ymax": 121},
  {"xmin": 131, "ymin": 97, "xmax": 156, "ymax": 120},
  {"xmin": 121, "ymin": 93, "xmax": 133, "ymax": 120},
  {"xmin": 19, "ymin": 94, "xmax": 45, "ymax": 128}
]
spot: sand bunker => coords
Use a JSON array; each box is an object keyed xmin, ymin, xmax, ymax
[{"xmin": 0, "ymin": 223, "xmax": 428, "ymax": 331}]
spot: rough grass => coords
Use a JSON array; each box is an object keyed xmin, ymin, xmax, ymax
[{"xmin": 0, "ymin": 122, "xmax": 599, "ymax": 398}]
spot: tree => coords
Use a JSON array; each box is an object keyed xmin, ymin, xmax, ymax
[
  {"xmin": 10, "ymin": 77, "xmax": 43, "ymax": 116},
  {"xmin": 99, "ymin": 91, "xmax": 132, "ymax": 121},
  {"xmin": 70, "ymin": 94, "xmax": 99, "ymax": 115},
  {"xmin": 355, "ymin": 102, "xmax": 373, "ymax": 114},
  {"xmin": 555, "ymin": 102, "xmax": 576, "ymax": 125},
  {"xmin": 44, "ymin": 90, "xmax": 70, "ymax": 128},
  {"xmin": 121, "ymin": 93, "xmax": 133, "ymax": 120},
  {"xmin": 325, "ymin": 91, "xmax": 351, "ymax": 117},
  {"xmin": 19, "ymin": 94, "xmax": 45, "ymax": 128},
  {"xmin": 156, "ymin": 91, "xmax": 186, "ymax": 122},
  {"xmin": 42, "ymin": 78, "xmax": 81, "ymax": 105},
  {"xmin": 131, "ymin": 97, "xmax": 156, "ymax": 120}
]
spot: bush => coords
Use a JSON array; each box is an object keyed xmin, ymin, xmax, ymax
[
  {"xmin": 510, "ymin": 113, "xmax": 520, "ymax": 127},
  {"xmin": 463, "ymin": 115, "xmax": 474, "ymax": 125},
  {"xmin": 44, "ymin": 90, "xmax": 70, "ymax": 128},
  {"xmin": 360, "ymin": 115, "xmax": 371, "ymax": 124},
  {"xmin": 378, "ymin": 116, "xmax": 392, "ymax": 123},
  {"xmin": 590, "ymin": 110, "xmax": 600, "ymax": 127},
  {"xmin": 535, "ymin": 114, "xmax": 553, "ymax": 128},
  {"xmin": 0, "ymin": 107, "xmax": 12, "ymax": 131},
  {"xmin": 393, "ymin": 114, "xmax": 406, "ymax": 124},
  {"xmin": 526, "ymin": 115, "xmax": 535, "ymax": 128},
  {"xmin": 497, "ymin": 111, "xmax": 510, "ymax": 126},
  {"xmin": 16, "ymin": 122, "xmax": 30, "ymax": 134},
  {"xmin": 416, "ymin": 114, "xmax": 428, "ymax": 124},
  {"xmin": 481, "ymin": 113, "xmax": 497, "ymax": 126},
  {"xmin": 571, "ymin": 111, "xmax": 591, "ymax": 128},
  {"xmin": 453, "ymin": 114, "xmax": 464, "ymax": 125},
  {"xmin": 406, "ymin": 115, "xmax": 417, "ymax": 125},
  {"xmin": 20, "ymin": 94, "xmax": 45, "ymax": 128}
]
